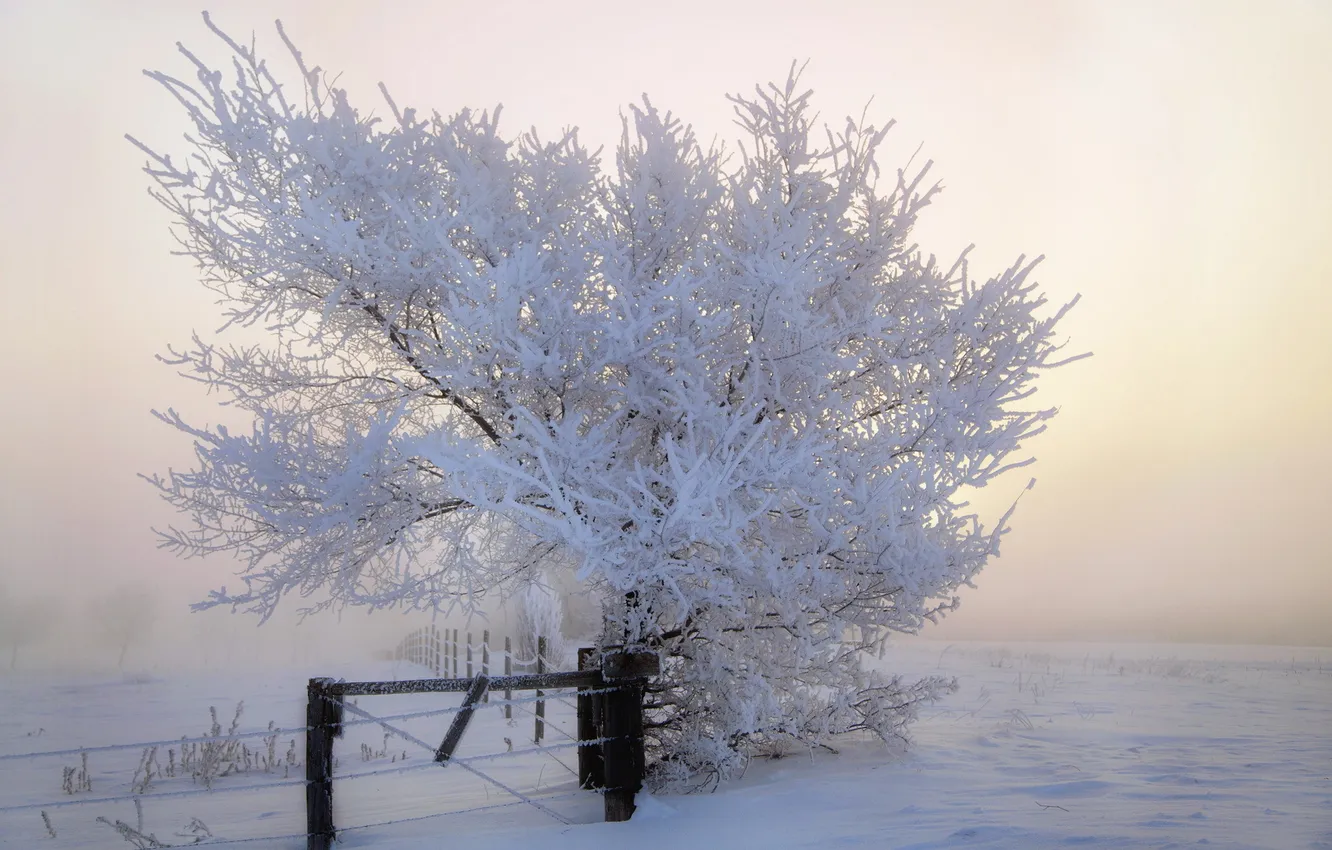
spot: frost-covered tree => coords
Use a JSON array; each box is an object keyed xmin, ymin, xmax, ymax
[
  {"xmin": 515, "ymin": 579, "xmax": 567, "ymax": 670},
  {"xmin": 134, "ymin": 17, "xmax": 1081, "ymax": 786}
]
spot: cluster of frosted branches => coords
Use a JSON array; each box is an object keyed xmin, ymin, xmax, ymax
[
  {"xmin": 516, "ymin": 580, "xmax": 567, "ymax": 668},
  {"xmin": 134, "ymin": 15, "xmax": 1081, "ymax": 785}
]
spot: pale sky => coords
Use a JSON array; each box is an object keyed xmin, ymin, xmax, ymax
[{"xmin": 1, "ymin": 0, "xmax": 1329, "ymax": 655}]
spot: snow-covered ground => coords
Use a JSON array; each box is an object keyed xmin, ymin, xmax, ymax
[{"xmin": 2, "ymin": 639, "xmax": 1328, "ymax": 848}]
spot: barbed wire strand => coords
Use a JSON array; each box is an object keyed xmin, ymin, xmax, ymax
[
  {"xmin": 336, "ymin": 736, "xmax": 609, "ymax": 784},
  {"xmin": 0, "ymin": 776, "xmax": 308, "ymax": 814},
  {"xmin": 507, "ymin": 704, "xmax": 585, "ymax": 780},
  {"xmin": 337, "ymin": 788, "xmax": 591, "ymax": 835},
  {"xmin": 7, "ymin": 737, "xmax": 619, "ymax": 834},
  {"xmin": 121, "ymin": 787, "xmax": 615, "ymax": 846},
  {"xmin": 2, "ymin": 667, "xmax": 618, "ymax": 823},
  {"xmin": 0, "ymin": 727, "xmax": 312, "ymax": 763},
  {"xmin": 338, "ymin": 683, "xmax": 619, "ymax": 729},
  {"xmin": 335, "ymin": 736, "xmax": 610, "ymax": 783},
  {"xmin": 0, "ymin": 684, "xmax": 620, "ymax": 764},
  {"xmin": 510, "ymin": 700, "xmax": 579, "ymax": 745},
  {"xmin": 335, "ymin": 698, "xmax": 573, "ymax": 826},
  {"xmin": 167, "ymin": 829, "xmax": 310, "ymax": 847}
]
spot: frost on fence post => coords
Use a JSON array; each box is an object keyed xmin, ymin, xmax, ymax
[
  {"xmin": 135, "ymin": 17, "xmax": 1083, "ymax": 790},
  {"xmin": 535, "ymin": 637, "xmax": 546, "ymax": 745},
  {"xmin": 482, "ymin": 629, "xmax": 490, "ymax": 703},
  {"xmin": 576, "ymin": 647, "xmax": 604, "ymax": 790},
  {"xmin": 600, "ymin": 649, "xmax": 659, "ymax": 821},
  {"xmin": 305, "ymin": 678, "xmax": 341, "ymax": 850},
  {"xmin": 504, "ymin": 637, "xmax": 513, "ymax": 720},
  {"xmin": 431, "ymin": 625, "xmax": 441, "ymax": 676}
]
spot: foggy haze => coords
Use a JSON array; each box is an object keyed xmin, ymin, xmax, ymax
[{"xmin": 1, "ymin": 0, "xmax": 1329, "ymax": 673}]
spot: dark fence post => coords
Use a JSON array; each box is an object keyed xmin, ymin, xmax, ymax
[
  {"xmin": 601, "ymin": 680, "xmax": 643, "ymax": 822},
  {"xmin": 504, "ymin": 637, "xmax": 512, "ymax": 719},
  {"xmin": 305, "ymin": 677, "xmax": 342, "ymax": 850},
  {"xmin": 481, "ymin": 630, "xmax": 490, "ymax": 703},
  {"xmin": 534, "ymin": 636, "xmax": 546, "ymax": 744},
  {"xmin": 431, "ymin": 626, "xmax": 440, "ymax": 676},
  {"xmin": 577, "ymin": 647, "xmax": 604, "ymax": 790},
  {"xmin": 600, "ymin": 649, "xmax": 658, "ymax": 823}
]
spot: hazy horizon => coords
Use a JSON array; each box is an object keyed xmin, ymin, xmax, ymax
[{"xmin": 2, "ymin": 0, "xmax": 1329, "ymax": 669}]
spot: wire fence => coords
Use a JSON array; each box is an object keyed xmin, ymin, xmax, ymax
[
  {"xmin": 1, "ymin": 633, "xmax": 570, "ymax": 766},
  {"xmin": 1, "ymin": 632, "xmax": 611, "ymax": 847},
  {"xmin": 332, "ymin": 693, "xmax": 579, "ymax": 826},
  {"xmin": 0, "ymin": 777, "xmax": 309, "ymax": 814},
  {"xmin": 392, "ymin": 626, "xmax": 556, "ymax": 678},
  {"xmin": 0, "ymin": 727, "xmax": 313, "ymax": 764},
  {"xmin": 0, "ymin": 687, "xmax": 598, "ymax": 802}
]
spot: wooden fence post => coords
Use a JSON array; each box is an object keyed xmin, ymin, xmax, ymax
[
  {"xmin": 431, "ymin": 626, "xmax": 440, "ymax": 676},
  {"xmin": 534, "ymin": 636, "xmax": 546, "ymax": 744},
  {"xmin": 481, "ymin": 630, "xmax": 490, "ymax": 703},
  {"xmin": 504, "ymin": 637, "xmax": 512, "ymax": 719},
  {"xmin": 452, "ymin": 628, "xmax": 459, "ymax": 677},
  {"xmin": 305, "ymin": 678, "xmax": 342, "ymax": 850},
  {"xmin": 599, "ymin": 649, "xmax": 658, "ymax": 823},
  {"xmin": 601, "ymin": 680, "xmax": 643, "ymax": 822},
  {"xmin": 576, "ymin": 647, "xmax": 604, "ymax": 790},
  {"xmin": 466, "ymin": 632, "xmax": 473, "ymax": 678}
]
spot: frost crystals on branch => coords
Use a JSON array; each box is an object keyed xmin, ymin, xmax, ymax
[{"xmin": 133, "ymin": 15, "xmax": 1084, "ymax": 788}]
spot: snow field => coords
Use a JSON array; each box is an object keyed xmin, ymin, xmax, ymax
[{"xmin": 2, "ymin": 640, "xmax": 1328, "ymax": 848}]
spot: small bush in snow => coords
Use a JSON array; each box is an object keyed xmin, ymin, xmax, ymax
[{"xmin": 61, "ymin": 752, "xmax": 92, "ymax": 794}]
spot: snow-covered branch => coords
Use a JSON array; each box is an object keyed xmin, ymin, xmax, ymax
[{"xmin": 135, "ymin": 17, "xmax": 1082, "ymax": 784}]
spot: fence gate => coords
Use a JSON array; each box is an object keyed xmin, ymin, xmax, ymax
[{"xmin": 306, "ymin": 648, "xmax": 658, "ymax": 849}]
